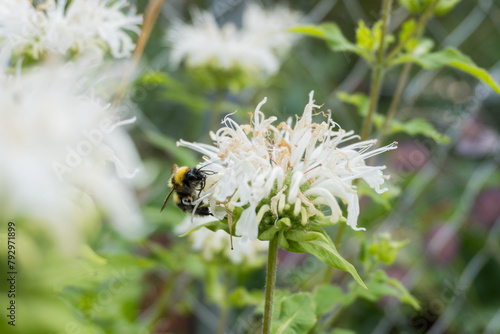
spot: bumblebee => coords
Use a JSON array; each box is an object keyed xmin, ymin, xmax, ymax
[{"xmin": 160, "ymin": 164, "xmax": 213, "ymax": 216}]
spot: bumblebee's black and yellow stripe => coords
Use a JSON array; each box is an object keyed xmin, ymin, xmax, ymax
[{"xmin": 160, "ymin": 164, "xmax": 211, "ymax": 216}]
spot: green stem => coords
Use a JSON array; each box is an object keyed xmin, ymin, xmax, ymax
[
  {"xmin": 217, "ymin": 307, "xmax": 229, "ymax": 334},
  {"xmin": 360, "ymin": 0, "xmax": 393, "ymax": 141},
  {"xmin": 378, "ymin": 62, "xmax": 413, "ymax": 143},
  {"xmin": 145, "ymin": 272, "xmax": 181, "ymax": 331},
  {"xmin": 386, "ymin": 0, "xmax": 440, "ymax": 63},
  {"xmin": 262, "ymin": 236, "xmax": 279, "ymax": 334},
  {"xmin": 112, "ymin": 0, "xmax": 166, "ymax": 109},
  {"xmin": 217, "ymin": 271, "xmax": 232, "ymax": 334}
]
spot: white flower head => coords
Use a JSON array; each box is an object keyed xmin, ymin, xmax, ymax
[
  {"xmin": 175, "ymin": 216, "xmax": 268, "ymax": 265},
  {"xmin": 0, "ymin": 60, "xmax": 145, "ymax": 250},
  {"xmin": 0, "ymin": 0, "xmax": 142, "ymax": 61},
  {"xmin": 166, "ymin": 4, "xmax": 302, "ymax": 87},
  {"xmin": 178, "ymin": 92, "xmax": 397, "ymax": 241}
]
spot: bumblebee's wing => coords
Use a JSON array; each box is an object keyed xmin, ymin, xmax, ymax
[
  {"xmin": 160, "ymin": 188, "xmax": 175, "ymax": 212},
  {"xmin": 162, "ymin": 164, "xmax": 180, "ymax": 212}
]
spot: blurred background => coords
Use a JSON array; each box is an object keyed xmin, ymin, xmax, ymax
[{"xmin": 1, "ymin": 0, "xmax": 500, "ymax": 333}]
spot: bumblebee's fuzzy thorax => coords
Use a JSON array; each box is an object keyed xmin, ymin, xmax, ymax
[{"xmin": 170, "ymin": 166, "xmax": 190, "ymax": 187}]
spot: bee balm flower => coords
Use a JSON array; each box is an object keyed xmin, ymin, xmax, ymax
[
  {"xmin": 178, "ymin": 91, "xmax": 397, "ymax": 242},
  {"xmin": 0, "ymin": 61, "xmax": 145, "ymax": 249},
  {"xmin": 166, "ymin": 4, "xmax": 301, "ymax": 89},
  {"xmin": 0, "ymin": 0, "xmax": 142, "ymax": 61}
]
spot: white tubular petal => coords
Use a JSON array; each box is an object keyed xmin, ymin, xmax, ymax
[
  {"xmin": 278, "ymin": 193, "xmax": 286, "ymax": 213},
  {"xmin": 235, "ymin": 204, "xmax": 258, "ymax": 241},
  {"xmin": 301, "ymin": 207, "xmax": 308, "ymax": 225},
  {"xmin": 109, "ymin": 154, "xmax": 139, "ymax": 179},
  {"xmin": 346, "ymin": 193, "xmax": 365, "ymax": 231},
  {"xmin": 107, "ymin": 116, "xmax": 137, "ymax": 132},
  {"xmin": 255, "ymin": 96, "xmax": 268, "ymax": 113},
  {"xmin": 308, "ymin": 90, "xmax": 315, "ymax": 104},
  {"xmin": 293, "ymin": 198, "xmax": 301, "ymax": 216},
  {"xmin": 256, "ymin": 204, "xmax": 270, "ymax": 223},
  {"xmin": 290, "ymin": 130, "xmax": 311, "ymax": 166},
  {"xmin": 264, "ymin": 166, "xmax": 285, "ymax": 193},
  {"xmin": 288, "ymin": 171, "xmax": 304, "ymax": 203},
  {"xmin": 304, "ymin": 187, "xmax": 341, "ymax": 222},
  {"xmin": 271, "ymin": 196, "xmax": 279, "ymax": 215},
  {"xmin": 309, "ymin": 179, "xmax": 364, "ymax": 231}
]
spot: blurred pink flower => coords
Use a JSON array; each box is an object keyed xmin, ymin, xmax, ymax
[
  {"xmin": 426, "ymin": 224, "xmax": 459, "ymax": 265},
  {"xmin": 472, "ymin": 188, "xmax": 500, "ymax": 228},
  {"xmin": 390, "ymin": 141, "xmax": 430, "ymax": 175},
  {"xmin": 455, "ymin": 117, "xmax": 499, "ymax": 158}
]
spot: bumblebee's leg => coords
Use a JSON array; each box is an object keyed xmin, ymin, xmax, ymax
[
  {"xmin": 198, "ymin": 179, "xmax": 205, "ymax": 197},
  {"xmin": 181, "ymin": 196, "xmax": 193, "ymax": 205}
]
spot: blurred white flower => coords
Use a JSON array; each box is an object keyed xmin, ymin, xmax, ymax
[
  {"xmin": 242, "ymin": 4, "xmax": 300, "ymax": 56},
  {"xmin": 0, "ymin": 0, "xmax": 142, "ymax": 60},
  {"xmin": 0, "ymin": 60, "xmax": 145, "ymax": 249},
  {"xmin": 178, "ymin": 91, "xmax": 397, "ymax": 241},
  {"xmin": 175, "ymin": 216, "xmax": 268, "ymax": 265},
  {"xmin": 0, "ymin": 0, "xmax": 43, "ymax": 57},
  {"xmin": 166, "ymin": 3, "xmax": 301, "ymax": 81}
]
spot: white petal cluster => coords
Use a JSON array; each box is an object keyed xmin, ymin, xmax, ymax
[
  {"xmin": 179, "ymin": 92, "xmax": 397, "ymax": 241},
  {"xmin": 0, "ymin": 61, "xmax": 144, "ymax": 249},
  {"xmin": 175, "ymin": 216, "xmax": 268, "ymax": 265},
  {"xmin": 0, "ymin": 0, "xmax": 142, "ymax": 60},
  {"xmin": 167, "ymin": 3, "xmax": 301, "ymax": 78}
]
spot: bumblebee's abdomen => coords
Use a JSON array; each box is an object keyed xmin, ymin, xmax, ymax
[{"xmin": 176, "ymin": 202, "xmax": 211, "ymax": 216}]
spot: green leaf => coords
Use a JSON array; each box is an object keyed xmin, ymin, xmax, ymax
[
  {"xmin": 398, "ymin": 0, "xmax": 421, "ymax": 13},
  {"xmin": 356, "ymin": 21, "xmax": 373, "ymax": 50},
  {"xmin": 278, "ymin": 229, "xmax": 290, "ymax": 250},
  {"xmin": 229, "ymin": 287, "xmax": 265, "ymax": 308},
  {"xmin": 398, "ymin": 0, "xmax": 461, "ymax": 15},
  {"xmin": 313, "ymin": 216, "xmax": 346, "ymax": 228},
  {"xmin": 283, "ymin": 230, "xmax": 366, "ymax": 288},
  {"xmin": 284, "ymin": 230, "xmax": 327, "ymax": 242},
  {"xmin": 271, "ymin": 293, "xmax": 317, "ymax": 334},
  {"xmin": 392, "ymin": 47, "xmax": 500, "ymax": 95},
  {"xmin": 80, "ymin": 245, "xmax": 107, "ymax": 266},
  {"xmin": 354, "ymin": 270, "xmax": 420, "ymax": 310},
  {"xmin": 391, "ymin": 118, "xmax": 449, "ymax": 144},
  {"xmin": 290, "ymin": 24, "xmax": 371, "ymax": 62},
  {"xmin": 338, "ymin": 91, "xmax": 449, "ymax": 143},
  {"xmin": 313, "ymin": 285, "xmax": 345, "ymax": 315},
  {"xmin": 259, "ymin": 226, "xmax": 279, "ymax": 241},
  {"xmin": 399, "ymin": 20, "xmax": 416, "ymax": 44},
  {"xmin": 434, "ymin": 0, "xmax": 461, "ymax": 15},
  {"xmin": 372, "ymin": 21, "xmax": 394, "ymax": 51},
  {"xmin": 368, "ymin": 233, "xmax": 409, "ymax": 265},
  {"xmin": 399, "ymin": 19, "xmax": 420, "ymax": 53},
  {"xmin": 337, "ymin": 91, "xmax": 369, "ymax": 115}
]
